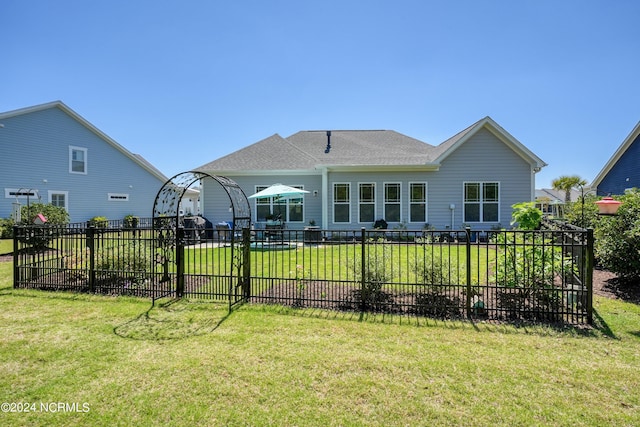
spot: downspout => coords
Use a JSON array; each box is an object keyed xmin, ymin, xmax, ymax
[{"xmin": 532, "ymin": 166, "xmax": 541, "ymax": 201}]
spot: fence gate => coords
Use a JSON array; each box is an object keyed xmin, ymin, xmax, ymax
[{"xmin": 152, "ymin": 172, "xmax": 251, "ymax": 308}]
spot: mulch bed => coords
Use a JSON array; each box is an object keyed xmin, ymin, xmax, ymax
[
  {"xmin": 5, "ymin": 250, "xmax": 638, "ymax": 309},
  {"xmin": 592, "ymin": 267, "xmax": 640, "ymax": 304}
]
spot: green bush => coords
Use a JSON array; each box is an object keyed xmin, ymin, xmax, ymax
[
  {"xmin": 412, "ymin": 253, "xmax": 462, "ymax": 289},
  {"xmin": 595, "ymin": 189, "xmax": 640, "ymax": 280},
  {"xmin": 510, "ymin": 201, "xmax": 542, "ymax": 230},
  {"xmin": 88, "ymin": 216, "xmax": 109, "ymax": 228},
  {"xmin": 20, "ymin": 203, "xmax": 70, "ymax": 226},
  {"xmin": 563, "ymin": 194, "xmax": 600, "ymax": 229},
  {"xmin": 123, "ymin": 215, "xmax": 139, "ymax": 228},
  {"xmin": 16, "ymin": 203, "xmax": 70, "ymax": 250},
  {"xmin": 0, "ymin": 218, "xmax": 14, "ymax": 239},
  {"xmin": 350, "ymin": 239, "xmax": 396, "ymax": 311},
  {"xmin": 95, "ymin": 241, "xmax": 152, "ymax": 284}
]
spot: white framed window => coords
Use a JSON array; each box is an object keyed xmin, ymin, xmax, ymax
[
  {"xmin": 69, "ymin": 146, "xmax": 88, "ymax": 174},
  {"xmin": 358, "ymin": 182, "xmax": 375, "ymax": 223},
  {"xmin": 464, "ymin": 182, "xmax": 499, "ymax": 223},
  {"xmin": 108, "ymin": 193, "xmax": 129, "ymax": 202},
  {"xmin": 409, "ymin": 182, "xmax": 427, "ymax": 223},
  {"xmin": 48, "ymin": 191, "xmax": 68, "ymax": 210},
  {"xmin": 384, "ymin": 182, "xmax": 401, "ymax": 223},
  {"xmin": 253, "ymin": 185, "xmax": 304, "ymax": 222},
  {"xmin": 333, "ymin": 183, "xmax": 350, "ymax": 223}
]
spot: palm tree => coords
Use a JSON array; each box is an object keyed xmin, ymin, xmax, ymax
[{"xmin": 551, "ymin": 175, "xmax": 587, "ymax": 203}]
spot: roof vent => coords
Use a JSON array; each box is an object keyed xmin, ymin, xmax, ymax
[{"xmin": 325, "ymin": 131, "xmax": 331, "ymax": 153}]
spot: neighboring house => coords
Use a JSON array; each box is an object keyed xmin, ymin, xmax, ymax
[
  {"xmin": 535, "ymin": 188, "xmax": 580, "ymax": 218},
  {"xmin": 180, "ymin": 187, "xmax": 201, "ymax": 216},
  {"xmin": 195, "ymin": 117, "xmax": 546, "ymax": 231},
  {"xmin": 0, "ymin": 101, "xmax": 168, "ymax": 223},
  {"xmin": 591, "ymin": 120, "xmax": 640, "ymax": 196}
]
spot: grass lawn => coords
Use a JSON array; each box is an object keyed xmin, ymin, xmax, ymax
[
  {"xmin": 0, "ymin": 239, "xmax": 11, "ymax": 255},
  {"xmin": 0, "ymin": 260, "xmax": 639, "ymax": 426}
]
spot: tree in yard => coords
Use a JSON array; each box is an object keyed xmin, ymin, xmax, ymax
[{"xmin": 551, "ymin": 175, "xmax": 587, "ymax": 203}]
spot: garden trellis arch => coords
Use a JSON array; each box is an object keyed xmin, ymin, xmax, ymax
[{"xmin": 152, "ymin": 171, "xmax": 251, "ymax": 306}]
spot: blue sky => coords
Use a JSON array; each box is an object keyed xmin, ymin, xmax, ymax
[{"xmin": 2, "ymin": 0, "xmax": 639, "ymax": 188}]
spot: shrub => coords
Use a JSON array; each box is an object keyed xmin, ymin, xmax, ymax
[
  {"xmin": 350, "ymin": 239, "xmax": 396, "ymax": 311},
  {"xmin": 0, "ymin": 217, "xmax": 14, "ymax": 239},
  {"xmin": 123, "ymin": 215, "xmax": 139, "ymax": 228},
  {"xmin": 412, "ymin": 252, "xmax": 462, "ymax": 289},
  {"xmin": 492, "ymin": 232, "xmax": 569, "ymax": 319},
  {"xmin": 16, "ymin": 203, "xmax": 70, "ymax": 250},
  {"xmin": 19, "ymin": 203, "xmax": 70, "ymax": 226},
  {"xmin": 95, "ymin": 241, "xmax": 152, "ymax": 285},
  {"xmin": 88, "ymin": 216, "xmax": 109, "ymax": 228},
  {"xmin": 510, "ymin": 202, "xmax": 542, "ymax": 230},
  {"xmin": 595, "ymin": 189, "xmax": 640, "ymax": 280},
  {"xmin": 563, "ymin": 194, "xmax": 600, "ymax": 229}
]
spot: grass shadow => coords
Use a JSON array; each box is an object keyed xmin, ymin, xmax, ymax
[{"xmin": 114, "ymin": 298, "xmax": 233, "ymax": 341}]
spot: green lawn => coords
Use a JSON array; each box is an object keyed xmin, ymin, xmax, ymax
[
  {"xmin": 0, "ymin": 259, "xmax": 639, "ymax": 426},
  {"xmin": 0, "ymin": 239, "xmax": 11, "ymax": 255}
]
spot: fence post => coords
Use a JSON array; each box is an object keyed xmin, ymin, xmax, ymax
[
  {"xmin": 176, "ymin": 227, "xmax": 185, "ymax": 297},
  {"xmin": 13, "ymin": 226, "xmax": 19, "ymax": 288},
  {"xmin": 360, "ymin": 227, "xmax": 366, "ymax": 313},
  {"xmin": 465, "ymin": 226, "xmax": 472, "ymax": 318},
  {"xmin": 87, "ymin": 225, "xmax": 96, "ymax": 293},
  {"xmin": 242, "ymin": 227, "xmax": 251, "ymax": 301},
  {"xmin": 585, "ymin": 228, "xmax": 594, "ymax": 325}
]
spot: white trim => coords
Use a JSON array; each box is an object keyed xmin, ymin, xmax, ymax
[
  {"xmin": 357, "ymin": 182, "xmax": 376, "ymax": 224},
  {"xmin": 592, "ymin": 121, "xmax": 640, "ymax": 188},
  {"xmin": 383, "ymin": 182, "xmax": 402, "ymax": 223},
  {"xmin": 408, "ymin": 182, "xmax": 428, "ymax": 224},
  {"xmin": 108, "ymin": 193, "xmax": 129, "ymax": 202},
  {"xmin": 69, "ymin": 145, "xmax": 88, "ymax": 175},
  {"xmin": 48, "ymin": 190, "xmax": 69, "ymax": 211},
  {"xmin": 463, "ymin": 181, "xmax": 500, "ymax": 224},
  {"xmin": 332, "ymin": 182, "xmax": 351, "ymax": 224},
  {"xmin": 5, "ymin": 188, "xmax": 40, "ymax": 199}
]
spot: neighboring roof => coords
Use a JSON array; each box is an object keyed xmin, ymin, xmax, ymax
[
  {"xmin": 196, "ymin": 116, "xmax": 546, "ymax": 173},
  {"xmin": 535, "ymin": 188, "xmax": 580, "ymax": 204},
  {"xmin": 591, "ymin": 120, "xmax": 640, "ymax": 188},
  {"xmin": 0, "ymin": 101, "xmax": 168, "ymax": 183}
]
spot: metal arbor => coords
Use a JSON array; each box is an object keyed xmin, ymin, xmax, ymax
[{"xmin": 152, "ymin": 171, "xmax": 251, "ymax": 305}]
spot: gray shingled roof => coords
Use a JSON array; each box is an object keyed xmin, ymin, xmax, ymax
[
  {"xmin": 197, "ymin": 130, "xmax": 436, "ymax": 171},
  {"xmin": 195, "ymin": 118, "xmax": 546, "ymax": 172}
]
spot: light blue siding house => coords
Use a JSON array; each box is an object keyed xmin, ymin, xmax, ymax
[
  {"xmin": 195, "ymin": 117, "xmax": 547, "ymax": 231},
  {"xmin": 0, "ymin": 101, "xmax": 168, "ymax": 223},
  {"xmin": 591, "ymin": 120, "xmax": 640, "ymax": 196}
]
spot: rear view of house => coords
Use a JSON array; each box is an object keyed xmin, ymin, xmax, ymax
[
  {"xmin": 0, "ymin": 101, "xmax": 167, "ymax": 223},
  {"xmin": 196, "ymin": 117, "xmax": 546, "ymax": 231}
]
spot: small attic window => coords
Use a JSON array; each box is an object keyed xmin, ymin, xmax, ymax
[{"xmin": 108, "ymin": 193, "xmax": 129, "ymax": 202}]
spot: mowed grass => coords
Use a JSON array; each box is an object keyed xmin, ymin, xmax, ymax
[
  {"xmin": 1, "ymin": 260, "xmax": 639, "ymax": 426},
  {"xmin": 0, "ymin": 239, "xmax": 11, "ymax": 255}
]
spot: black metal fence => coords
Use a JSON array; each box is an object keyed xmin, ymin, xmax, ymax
[{"xmin": 13, "ymin": 220, "xmax": 594, "ymax": 324}]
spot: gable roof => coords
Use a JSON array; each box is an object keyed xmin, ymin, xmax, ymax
[
  {"xmin": 0, "ymin": 101, "xmax": 168, "ymax": 182},
  {"xmin": 430, "ymin": 117, "xmax": 547, "ymax": 169},
  {"xmin": 196, "ymin": 117, "xmax": 546, "ymax": 173},
  {"xmin": 591, "ymin": 120, "xmax": 640, "ymax": 188}
]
